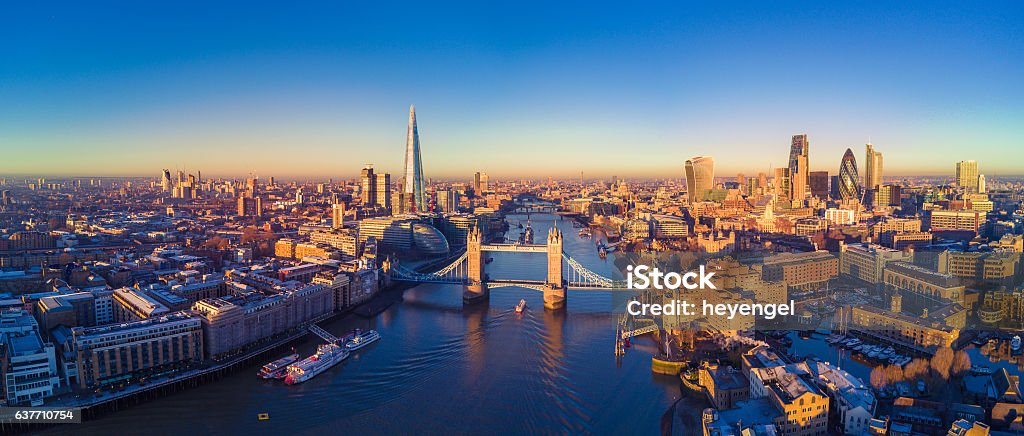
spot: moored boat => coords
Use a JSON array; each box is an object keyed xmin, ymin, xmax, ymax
[
  {"xmin": 345, "ymin": 329, "xmax": 382, "ymax": 351},
  {"xmin": 283, "ymin": 344, "xmax": 349, "ymax": 385},
  {"xmin": 258, "ymin": 353, "xmax": 300, "ymax": 379}
]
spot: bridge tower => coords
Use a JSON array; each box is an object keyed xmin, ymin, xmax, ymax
[
  {"xmin": 543, "ymin": 227, "xmax": 566, "ymax": 310},
  {"xmin": 464, "ymin": 225, "xmax": 488, "ymax": 303}
]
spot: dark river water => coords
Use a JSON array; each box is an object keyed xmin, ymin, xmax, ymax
[{"xmin": 63, "ymin": 213, "xmax": 680, "ymax": 435}]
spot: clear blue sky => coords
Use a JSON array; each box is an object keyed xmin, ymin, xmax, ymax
[{"xmin": 1, "ymin": 1, "xmax": 1021, "ymax": 179}]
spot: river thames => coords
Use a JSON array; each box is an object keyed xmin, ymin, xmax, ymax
[{"xmin": 61, "ymin": 213, "xmax": 681, "ymax": 435}]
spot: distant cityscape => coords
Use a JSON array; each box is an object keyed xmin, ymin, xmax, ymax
[{"xmin": 0, "ymin": 103, "xmax": 1022, "ymax": 436}]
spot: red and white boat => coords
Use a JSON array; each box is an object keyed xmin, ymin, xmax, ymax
[{"xmin": 283, "ymin": 344, "xmax": 349, "ymax": 385}]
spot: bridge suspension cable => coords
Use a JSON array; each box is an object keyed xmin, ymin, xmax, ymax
[
  {"xmin": 391, "ymin": 252, "xmax": 468, "ymax": 284},
  {"xmin": 562, "ymin": 253, "xmax": 628, "ymax": 289}
]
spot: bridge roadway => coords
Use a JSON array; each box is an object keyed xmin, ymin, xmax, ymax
[{"xmin": 479, "ymin": 243, "xmax": 547, "ymax": 253}]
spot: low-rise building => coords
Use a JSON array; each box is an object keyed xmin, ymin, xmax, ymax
[
  {"xmin": 699, "ymin": 364, "xmax": 749, "ymax": 410},
  {"xmin": 884, "ymin": 262, "xmax": 965, "ymax": 303},
  {"xmin": 810, "ymin": 360, "xmax": 875, "ymax": 435},
  {"xmin": 840, "ymin": 243, "xmax": 913, "ymax": 285},
  {"xmin": 761, "ymin": 251, "xmax": 837, "ymax": 292},
  {"xmin": 191, "ymin": 283, "xmax": 333, "ymax": 358},
  {"xmin": 112, "ymin": 287, "xmax": 170, "ymax": 321},
  {"xmin": 71, "ymin": 311, "xmax": 203, "ymax": 389},
  {"xmin": 0, "ymin": 309, "xmax": 60, "ymax": 405}
]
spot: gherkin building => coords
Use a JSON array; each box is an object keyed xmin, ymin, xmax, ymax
[{"xmin": 838, "ymin": 148, "xmax": 861, "ymax": 201}]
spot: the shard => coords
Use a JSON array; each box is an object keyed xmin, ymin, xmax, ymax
[{"xmin": 404, "ymin": 105, "xmax": 426, "ymax": 212}]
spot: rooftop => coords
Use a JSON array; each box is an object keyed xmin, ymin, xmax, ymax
[{"xmin": 704, "ymin": 399, "xmax": 781, "ymax": 436}]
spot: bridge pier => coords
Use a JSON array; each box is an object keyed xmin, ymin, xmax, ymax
[
  {"xmin": 463, "ymin": 282, "xmax": 489, "ymax": 304},
  {"xmin": 543, "ymin": 284, "xmax": 566, "ymax": 310}
]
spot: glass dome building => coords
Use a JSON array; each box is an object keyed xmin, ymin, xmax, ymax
[{"xmin": 412, "ymin": 223, "xmax": 450, "ymax": 257}]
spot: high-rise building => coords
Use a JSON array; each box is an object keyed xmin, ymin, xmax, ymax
[
  {"xmin": 161, "ymin": 169, "xmax": 172, "ymax": 192},
  {"xmin": 977, "ymin": 174, "xmax": 986, "ymax": 193},
  {"xmin": 375, "ymin": 173, "xmax": 391, "ymax": 210},
  {"xmin": 361, "ymin": 166, "xmax": 376, "ymax": 207},
  {"xmin": 237, "ymin": 196, "xmax": 262, "ymax": 217},
  {"xmin": 809, "ymin": 171, "xmax": 829, "ymax": 199},
  {"xmin": 956, "ymin": 160, "xmax": 979, "ymax": 192},
  {"xmin": 773, "ymin": 167, "xmax": 791, "ymax": 202},
  {"xmin": 838, "ymin": 148, "xmax": 860, "ymax": 201},
  {"xmin": 684, "ymin": 156, "xmax": 714, "ymax": 203},
  {"xmin": 788, "ymin": 134, "xmax": 809, "ymax": 200},
  {"xmin": 331, "ymin": 203, "xmax": 345, "ymax": 229},
  {"xmin": 404, "ymin": 105, "xmax": 426, "ymax": 212},
  {"xmin": 436, "ymin": 189, "xmax": 461, "ymax": 213},
  {"xmin": 864, "ymin": 143, "xmax": 884, "ymax": 191}
]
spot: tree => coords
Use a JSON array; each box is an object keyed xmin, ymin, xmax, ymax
[
  {"xmin": 884, "ymin": 365, "xmax": 905, "ymax": 384},
  {"xmin": 931, "ymin": 347, "xmax": 954, "ymax": 381},
  {"xmin": 952, "ymin": 350, "xmax": 972, "ymax": 377},
  {"xmin": 870, "ymin": 366, "xmax": 886, "ymax": 389},
  {"xmin": 905, "ymin": 358, "xmax": 930, "ymax": 380}
]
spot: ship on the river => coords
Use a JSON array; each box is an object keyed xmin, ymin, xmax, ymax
[{"xmin": 284, "ymin": 343, "xmax": 349, "ymax": 385}]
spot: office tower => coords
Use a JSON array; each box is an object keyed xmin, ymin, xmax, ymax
[
  {"xmin": 268, "ymin": 176, "xmax": 275, "ymax": 187},
  {"xmin": 978, "ymin": 174, "xmax": 986, "ymax": 193},
  {"xmin": 788, "ymin": 134, "xmax": 809, "ymax": 200},
  {"xmin": 244, "ymin": 176, "xmax": 259, "ymax": 198},
  {"xmin": 332, "ymin": 203, "xmax": 345, "ymax": 229},
  {"xmin": 955, "ymin": 160, "xmax": 979, "ymax": 192},
  {"xmin": 838, "ymin": 148, "xmax": 860, "ymax": 201},
  {"xmin": 237, "ymin": 196, "xmax": 262, "ymax": 217},
  {"xmin": 611, "ymin": 175, "xmax": 618, "ymax": 188},
  {"xmin": 479, "ymin": 172, "xmax": 489, "ymax": 193},
  {"xmin": 758, "ymin": 172, "xmax": 768, "ymax": 195},
  {"xmin": 404, "ymin": 105, "xmax": 426, "ymax": 212},
  {"xmin": 361, "ymin": 165, "xmax": 376, "ymax": 207},
  {"xmin": 809, "ymin": 171, "xmax": 829, "ymax": 199},
  {"xmin": 864, "ymin": 143, "xmax": 884, "ymax": 192},
  {"xmin": 684, "ymin": 156, "xmax": 714, "ymax": 203},
  {"xmin": 161, "ymin": 169, "xmax": 172, "ymax": 192},
  {"xmin": 773, "ymin": 167, "xmax": 792, "ymax": 202},
  {"xmin": 736, "ymin": 173, "xmax": 745, "ymax": 190},
  {"xmin": 473, "ymin": 172, "xmax": 482, "ymax": 195},
  {"xmin": 436, "ymin": 189, "xmax": 461, "ymax": 213},
  {"xmin": 375, "ymin": 173, "xmax": 391, "ymax": 210},
  {"xmin": 876, "ymin": 184, "xmax": 901, "ymax": 207}
]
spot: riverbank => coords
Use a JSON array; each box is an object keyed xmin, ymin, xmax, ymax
[{"xmin": 2, "ymin": 280, "xmax": 404, "ymax": 434}]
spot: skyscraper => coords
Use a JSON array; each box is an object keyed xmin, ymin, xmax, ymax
[
  {"xmin": 361, "ymin": 165, "xmax": 376, "ymax": 207},
  {"xmin": 978, "ymin": 174, "xmax": 986, "ymax": 193},
  {"xmin": 774, "ymin": 167, "xmax": 791, "ymax": 202},
  {"xmin": 808, "ymin": 171, "xmax": 829, "ymax": 199},
  {"xmin": 331, "ymin": 203, "xmax": 345, "ymax": 229},
  {"xmin": 864, "ymin": 143, "xmax": 884, "ymax": 191},
  {"xmin": 375, "ymin": 173, "xmax": 391, "ymax": 210},
  {"xmin": 404, "ymin": 105, "xmax": 426, "ymax": 212},
  {"xmin": 788, "ymin": 134, "xmax": 809, "ymax": 200},
  {"xmin": 684, "ymin": 156, "xmax": 714, "ymax": 203},
  {"xmin": 838, "ymin": 148, "xmax": 860, "ymax": 201},
  {"xmin": 955, "ymin": 160, "xmax": 979, "ymax": 192},
  {"xmin": 161, "ymin": 169, "xmax": 172, "ymax": 192}
]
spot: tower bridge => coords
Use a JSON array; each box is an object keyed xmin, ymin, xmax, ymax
[{"xmin": 390, "ymin": 226, "xmax": 629, "ymax": 309}]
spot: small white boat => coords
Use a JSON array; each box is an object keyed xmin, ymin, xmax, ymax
[
  {"xmin": 345, "ymin": 329, "xmax": 381, "ymax": 351},
  {"xmin": 970, "ymin": 365, "xmax": 994, "ymax": 376}
]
